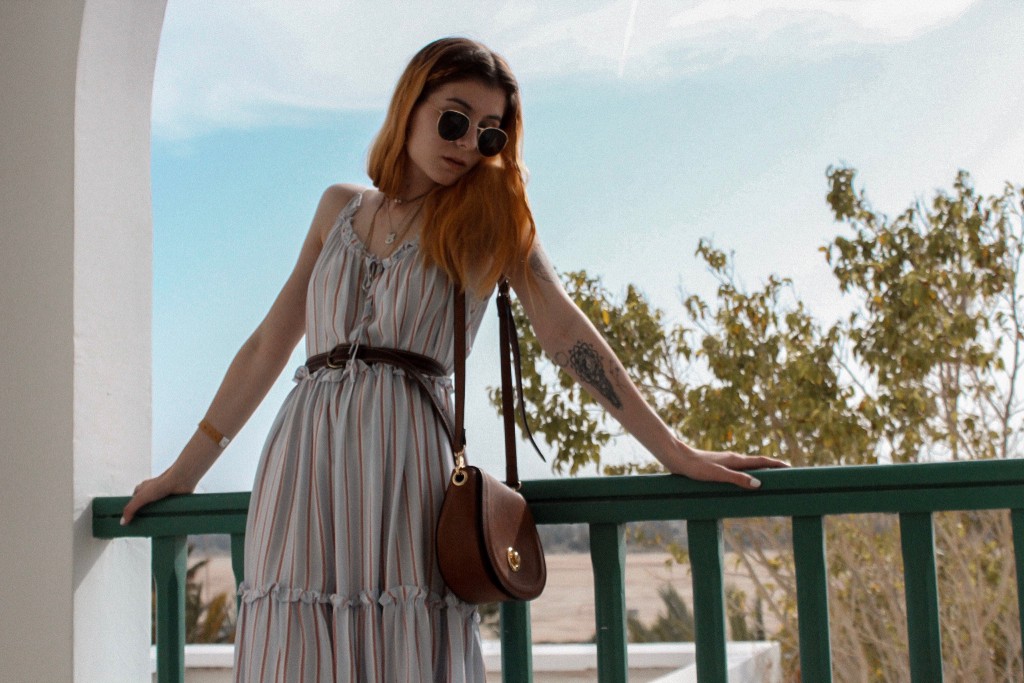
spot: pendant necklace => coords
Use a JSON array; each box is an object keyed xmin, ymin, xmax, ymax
[
  {"xmin": 384, "ymin": 194, "xmax": 427, "ymax": 246},
  {"xmin": 363, "ymin": 196, "xmax": 386, "ymax": 248},
  {"xmin": 392, "ymin": 188, "xmax": 432, "ymax": 206}
]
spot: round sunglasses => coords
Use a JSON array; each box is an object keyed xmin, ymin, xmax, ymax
[{"xmin": 433, "ymin": 108, "xmax": 508, "ymax": 158}]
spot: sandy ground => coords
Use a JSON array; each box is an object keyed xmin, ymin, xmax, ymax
[
  {"xmin": 191, "ymin": 551, "xmax": 777, "ymax": 644},
  {"xmin": 510, "ymin": 552, "xmax": 778, "ymax": 643}
]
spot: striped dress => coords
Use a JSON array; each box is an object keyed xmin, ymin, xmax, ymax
[{"xmin": 234, "ymin": 192, "xmax": 489, "ymax": 682}]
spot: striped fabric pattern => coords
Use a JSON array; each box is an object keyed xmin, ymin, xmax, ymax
[{"xmin": 234, "ymin": 193, "xmax": 490, "ymax": 682}]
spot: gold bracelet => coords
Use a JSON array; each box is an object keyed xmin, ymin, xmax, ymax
[{"xmin": 198, "ymin": 418, "xmax": 231, "ymax": 448}]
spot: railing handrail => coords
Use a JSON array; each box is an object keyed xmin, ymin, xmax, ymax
[
  {"xmin": 92, "ymin": 459, "xmax": 1024, "ymax": 683},
  {"xmin": 94, "ymin": 490, "xmax": 249, "ymax": 538},
  {"xmin": 94, "ymin": 459, "xmax": 1024, "ymax": 538},
  {"xmin": 525, "ymin": 458, "xmax": 1024, "ymax": 520}
]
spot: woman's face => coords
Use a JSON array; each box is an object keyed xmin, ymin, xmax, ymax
[{"xmin": 403, "ymin": 79, "xmax": 509, "ymax": 192}]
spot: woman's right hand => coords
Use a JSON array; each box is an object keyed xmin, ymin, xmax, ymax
[{"xmin": 120, "ymin": 470, "xmax": 196, "ymax": 526}]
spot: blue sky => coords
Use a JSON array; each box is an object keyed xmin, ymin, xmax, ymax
[{"xmin": 151, "ymin": 0, "xmax": 1024, "ymax": 492}]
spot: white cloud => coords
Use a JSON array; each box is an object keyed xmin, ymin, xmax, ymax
[
  {"xmin": 666, "ymin": 0, "xmax": 975, "ymax": 38},
  {"xmin": 153, "ymin": 0, "xmax": 981, "ymax": 139}
]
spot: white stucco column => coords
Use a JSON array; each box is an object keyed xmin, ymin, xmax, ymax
[
  {"xmin": 0, "ymin": 1, "xmax": 166, "ymax": 680},
  {"xmin": 73, "ymin": 2, "xmax": 167, "ymax": 681},
  {"xmin": 1, "ymin": 4, "xmax": 85, "ymax": 679}
]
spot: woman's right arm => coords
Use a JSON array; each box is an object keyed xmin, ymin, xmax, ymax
[{"xmin": 120, "ymin": 184, "xmax": 360, "ymax": 524}]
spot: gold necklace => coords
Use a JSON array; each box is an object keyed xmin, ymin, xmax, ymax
[
  {"xmin": 392, "ymin": 188, "xmax": 432, "ymax": 205},
  {"xmin": 383, "ymin": 197, "xmax": 425, "ymax": 246},
  {"xmin": 363, "ymin": 195, "xmax": 387, "ymax": 249}
]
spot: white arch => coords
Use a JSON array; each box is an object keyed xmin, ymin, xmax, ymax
[{"xmin": 0, "ymin": 1, "xmax": 166, "ymax": 679}]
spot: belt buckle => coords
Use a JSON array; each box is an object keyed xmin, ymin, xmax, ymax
[{"xmin": 325, "ymin": 346, "xmax": 348, "ymax": 369}]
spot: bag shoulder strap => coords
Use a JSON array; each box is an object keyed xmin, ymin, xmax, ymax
[
  {"xmin": 495, "ymin": 280, "xmax": 546, "ymax": 489},
  {"xmin": 402, "ymin": 282, "xmax": 546, "ymax": 485},
  {"xmin": 453, "ymin": 287, "xmax": 467, "ymax": 454}
]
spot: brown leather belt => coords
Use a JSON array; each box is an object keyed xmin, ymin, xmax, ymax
[
  {"xmin": 305, "ymin": 283, "xmax": 544, "ymax": 486},
  {"xmin": 305, "ymin": 344, "xmax": 447, "ymax": 377},
  {"xmin": 306, "ymin": 343, "xmax": 456, "ymax": 447}
]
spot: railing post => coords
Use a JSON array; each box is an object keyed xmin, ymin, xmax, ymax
[
  {"xmin": 1012, "ymin": 509, "xmax": 1024, "ymax": 659},
  {"xmin": 230, "ymin": 532, "xmax": 245, "ymax": 615},
  {"xmin": 590, "ymin": 523, "xmax": 628, "ymax": 682},
  {"xmin": 899, "ymin": 512, "xmax": 943, "ymax": 683},
  {"xmin": 500, "ymin": 601, "xmax": 533, "ymax": 682},
  {"xmin": 793, "ymin": 515, "xmax": 833, "ymax": 682},
  {"xmin": 152, "ymin": 535, "xmax": 187, "ymax": 683},
  {"xmin": 688, "ymin": 519, "xmax": 727, "ymax": 683}
]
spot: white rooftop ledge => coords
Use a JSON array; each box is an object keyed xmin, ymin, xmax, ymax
[{"xmin": 154, "ymin": 641, "xmax": 780, "ymax": 682}]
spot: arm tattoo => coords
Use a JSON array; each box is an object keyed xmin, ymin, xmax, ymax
[
  {"xmin": 561, "ymin": 341, "xmax": 623, "ymax": 409},
  {"xmin": 528, "ymin": 249, "xmax": 557, "ymax": 284}
]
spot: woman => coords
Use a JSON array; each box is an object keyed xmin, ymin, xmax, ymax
[{"xmin": 122, "ymin": 37, "xmax": 786, "ymax": 682}]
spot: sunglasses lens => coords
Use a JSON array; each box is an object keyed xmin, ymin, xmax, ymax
[
  {"xmin": 478, "ymin": 128, "xmax": 508, "ymax": 157},
  {"xmin": 437, "ymin": 110, "xmax": 469, "ymax": 141},
  {"xmin": 436, "ymin": 109, "xmax": 508, "ymax": 157}
]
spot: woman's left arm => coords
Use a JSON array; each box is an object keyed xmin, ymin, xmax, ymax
[{"xmin": 507, "ymin": 243, "xmax": 787, "ymax": 488}]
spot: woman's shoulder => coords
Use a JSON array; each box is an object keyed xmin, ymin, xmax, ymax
[
  {"xmin": 319, "ymin": 182, "xmax": 369, "ymax": 212},
  {"xmin": 312, "ymin": 183, "xmax": 370, "ymax": 242}
]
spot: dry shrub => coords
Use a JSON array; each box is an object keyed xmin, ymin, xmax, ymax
[{"xmin": 724, "ymin": 512, "xmax": 1022, "ymax": 682}]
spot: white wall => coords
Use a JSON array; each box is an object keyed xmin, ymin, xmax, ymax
[
  {"xmin": 0, "ymin": 1, "xmax": 166, "ymax": 680},
  {"xmin": 1, "ymin": 4, "xmax": 83, "ymax": 678}
]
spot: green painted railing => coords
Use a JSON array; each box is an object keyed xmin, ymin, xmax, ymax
[{"xmin": 93, "ymin": 459, "xmax": 1024, "ymax": 682}]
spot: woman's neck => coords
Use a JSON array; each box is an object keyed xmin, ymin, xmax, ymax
[{"xmin": 395, "ymin": 163, "xmax": 439, "ymax": 203}]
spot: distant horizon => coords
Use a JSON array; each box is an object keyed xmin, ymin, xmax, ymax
[{"xmin": 151, "ymin": 0, "xmax": 1024, "ymax": 493}]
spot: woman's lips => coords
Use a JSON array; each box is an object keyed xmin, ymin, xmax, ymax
[{"xmin": 442, "ymin": 155, "xmax": 467, "ymax": 169}]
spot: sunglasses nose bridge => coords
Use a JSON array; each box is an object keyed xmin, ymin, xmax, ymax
[{"xmin": 454, "ymin": 121, "xmax": 478, "ymax": 151}]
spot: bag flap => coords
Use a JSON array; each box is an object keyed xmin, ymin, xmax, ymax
[{"xmin": 478, "ymin": 470, "xmax": 546, "ymax": 597}]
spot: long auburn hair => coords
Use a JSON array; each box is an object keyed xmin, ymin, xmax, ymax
[{"xmin": 367, "ymin": 38, "xmax": 535, "ymax": 295}]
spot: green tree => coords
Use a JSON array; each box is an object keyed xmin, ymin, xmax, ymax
[
  {"xmin": 826, "ymin": 167, "xmax": 1024, "ymax": 462},
  {"xmin": 151, "ymin": 544, "xmax": 236, "ymax": 645},
  {"xmin": 626, "ymin": 584, "xmax": 764, "ymax": 644},
  {"xmin": 185, "ymin": 554, "xmax": 235, "ymax": 644},
  {"xmin": 503, "ymin": 168, "xmax": 1024, "ymax": 680},
  {"xmin": 626, "ymin": 585, "xmax": 695, "ymax": 643},
  {"xmin": 507, "ymin": 169, "xmax": 1023, "ymax": 470},
  {"xmin": 726, "ymin": 586, "xmax": 766, "ymax": 642}
]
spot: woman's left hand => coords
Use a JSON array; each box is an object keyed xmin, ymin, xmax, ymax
[{"xmin": 660, "ymin": 440, "xmax": 789, "ymax": 490}]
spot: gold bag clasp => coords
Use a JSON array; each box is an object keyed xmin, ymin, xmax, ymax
[{"xmin": 507, "ymin": 547, "xmax": 522, "ymax": 572}]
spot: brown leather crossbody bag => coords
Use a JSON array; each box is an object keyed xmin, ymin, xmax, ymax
[{"xmin": 434, "ymin": 279, "xmax": 547, "ymax": 603}]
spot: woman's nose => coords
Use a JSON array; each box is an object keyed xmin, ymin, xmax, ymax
[{"xmin": 455, "ymin": 126, "xmax": 477, "ymax": 152}]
